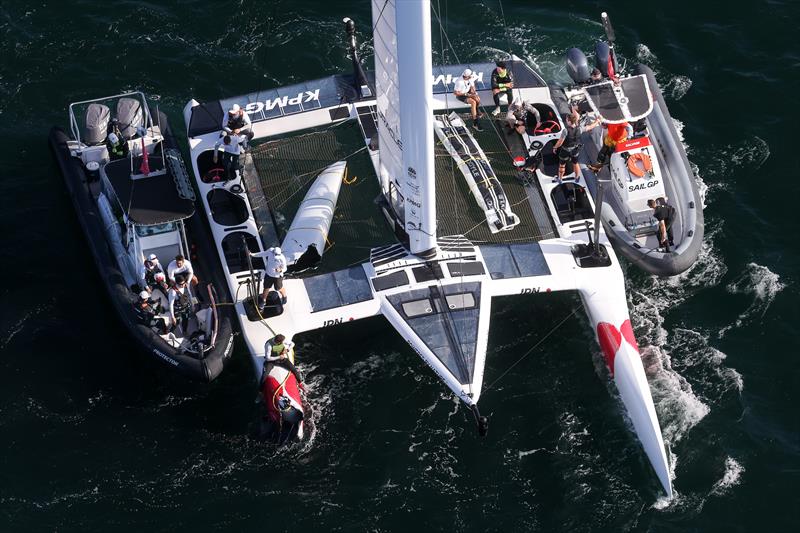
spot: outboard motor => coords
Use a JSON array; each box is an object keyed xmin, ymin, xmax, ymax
[
  {"xmin": 595, "ymin": 41, "xmax": 618, "ymax": 78},
  {"xmin": 116, "ymin": 97, "xmax": 144, "ymax": 139},
  {"xmin": 566, "ymin": 47, "xmax": 590, "ymax": 84},
  {"xmin": 85, "ymin": 103, "xmax": 110, "ymax": 145}
]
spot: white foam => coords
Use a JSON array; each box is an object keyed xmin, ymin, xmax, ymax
[
  {"xmin": 636, "ymin": 43, "xmax": 657, "ymax": 63},
  {"xmin": 711, "ymin": 457, "xmax": 744, "ymax": 495},
  {"xmin": 627, "ymin": 224, "xmax": 744, "ymax": 448},
  {"xmin": 665, "ymin": 75, "xmax": 693, "ymax": 100},
  {"xmin": 720, "ymin": 263, "xmax": 785, "ymax": 337}
]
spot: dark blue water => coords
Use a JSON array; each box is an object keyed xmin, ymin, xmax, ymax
[{"xmin": 1, "ymin": 1, "xmax": 798, "ymax": 531}]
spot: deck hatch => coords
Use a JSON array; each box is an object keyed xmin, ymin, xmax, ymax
[
  {"xmin": 480, "ymin": 243, "xmax": 550, "ymax": 279},
  {"xmin": 303, "ymin": 266, "xmax": 373, "ymax": 312}
]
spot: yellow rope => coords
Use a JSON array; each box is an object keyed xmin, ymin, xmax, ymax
[{"xmin": 342, "ymin": 166, "xmax": 357, "ymax": 185}]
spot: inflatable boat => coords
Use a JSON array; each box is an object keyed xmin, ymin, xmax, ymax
[
  {"xmin": 50, "ymin": 92, "xmax": 235, "ymax": 382},
  {"xmin": 557, "ymin": 13, "xmax": 703, "ymax": 276}
]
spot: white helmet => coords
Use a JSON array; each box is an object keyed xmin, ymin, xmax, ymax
[
  {"xmin": 229, "ymin": 104, "xmax": 241, "ymax": 114},
  {"xmin": 147, "ymin": 253, "xmax": 158, "ymax": 261},
  {"xmin": 462, "ymin": 68, "xmax": 473, "ymax": 78},
  {"xmin": 107, "ymin": 132, "xmax": 119, "ymax": 144},
  {"xmin": 138, "ymin": 291, "xmax": 150, "ymax": 300},
  {"xmin": 272, "ymin": 247, "xmax": 282, "ymax": 256}
]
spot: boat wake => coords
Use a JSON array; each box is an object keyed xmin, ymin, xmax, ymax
[
  {"xmin": 719, "ymin": 262, "xmax": 786, "ymax": 338},
  {"xmin": 634, "ymin": 44, "xmax": 693, "ymax": 101}
]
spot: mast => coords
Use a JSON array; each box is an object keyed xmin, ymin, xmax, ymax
[{"xmin": 372, "ymin": 0, "xmax": 437, "ymax": 258}]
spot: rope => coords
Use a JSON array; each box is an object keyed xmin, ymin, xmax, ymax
[
  {"xmin": 483, "ymin": 304, "xmax": 583, "ymax": 393},
  {"xmin": 268, "ymin": 144, "xmax": 367, "ymax": 210}
]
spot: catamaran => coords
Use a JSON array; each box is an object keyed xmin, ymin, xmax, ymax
[
  {"xmin": 50, "ymin": 92, "xmax": 235, "ymax": 382},
  {"xmin": 183, "ymin": 3, "xmax": 673, "ymax": 495}
]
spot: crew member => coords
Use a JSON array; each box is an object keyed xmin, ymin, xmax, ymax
[
  {"xmin": 140, "ymin": 253, "xmax": 169, "ymax": 295},
  {"xmin": 221, "ymin": 104, "xmax": 253, "ymax": 146},
  {"xmin": 454, "ymin": 68, "xmax": 483, "ymax": 132},
  {"xmin": 252, "ymin": 246, "xmax": 288, "ymax": 305},
  {"xmin": 588, "ymin": 120, "xmax": 633, "ymax": 172},
  {"xmin": 490, "ymin": 60, "xmax": 514, "ymax": 116},
  {"xmin": 167, "ymin": 254, "xmax": 198, "ymax": 287},
  {"xmin": 506, "ymin": 98, "xmax": 540, "ymax": 133},
  {"xmin": 213, "ymin": 134, "xmax": 244, "ymax": 181},
  {"xmin": 134, "ymin": 291, "xmax": 168, "ymax": 334},
  {"xmin": 262, "ymin": 334, "xmax": 304, "ymax": 384},
  {"xmin": 106, "ymin": 132, "xmax": 128, "ymax": 160},
  {"xmin": 552, "ymin": 107, "xmax": 601, "ymax": 183},
  {"xmin": 168, "ymin": 276, "xmax": 194, "ymax": 333},
  {"xmin": 648, "ymin": 198, "xmax": 676, "ymax": 250},
  {"xmin": 590, "ymin": 67, "xmax": 603, "ymax": 83}
]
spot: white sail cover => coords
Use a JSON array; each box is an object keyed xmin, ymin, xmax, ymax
[{"xmin": 371, "ymin": 0, "xmax": 437, "ymax": 255}]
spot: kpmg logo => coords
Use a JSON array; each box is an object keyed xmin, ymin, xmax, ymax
[
  {"xmin": 432, "ymin": 72, "xmax": 484, "ymax": 88},
  {"xmin": 244, "ymin": 89, "xmax": 320, "ymax": 114}
]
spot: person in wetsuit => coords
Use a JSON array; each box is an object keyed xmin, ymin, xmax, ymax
[
  {"xmin": 168, "ymin": 275, "xmax": 194, "ymax": 333},
  {"xmin": 506, "ymin": 98, "xmax": 540, "ymax": 133},
  {"xmin": 134, "ymin": 291, "xmax": 168, "ymax": 334},
  {"xmin": 490, "ymin": 60, "xmax": 514, "ymax": 116},
  {"xmin": 139, "ymin": 253, "xmax": 169, "ymax": 295},
  {"xmin": 106, "ymin": 132, "xmax": 128, "ymax": 160},
  {"xmin": 552, "ymin": 107, "xmax": 601, "ymax": 183},
  {"xmin": 648, "ymin": 198, "xmax": 676, "ymax": 250},
  {"xmin": 262, "ymin": 334, "xmax": 304, "ymax": 385},
  {"xmin": 221, "ymin": 104, "xmax": 253, "ymax": 146}
]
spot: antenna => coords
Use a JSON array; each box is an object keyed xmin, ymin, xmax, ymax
[{"xmin": 601, "ymin": 12, "xmax": 616, "ymax": 44}]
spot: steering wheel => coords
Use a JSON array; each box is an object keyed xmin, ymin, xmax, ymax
[
  {"xmin": 204, "ymin": 167, "xmax": 225, "ymax": 183},
  {"xmin": 533, "ymin": 120, "xmax": 561, "ymax": 135}
]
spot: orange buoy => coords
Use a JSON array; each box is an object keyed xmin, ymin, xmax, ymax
[{"xmin": 627, "ymin": 152, "xmax": 653, "ymax": 177}]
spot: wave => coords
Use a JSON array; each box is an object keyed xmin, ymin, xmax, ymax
[
  {"xmin": 710, "ymin": 456, "xmax": 745, "ymax": 495},
  {"xmin": 719, "ymin": 262, "xmax": 786, "ymax": 337}
]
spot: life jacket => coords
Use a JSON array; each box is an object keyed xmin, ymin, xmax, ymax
[
  {"xmin": 272, "ymin": 343, "xmax": 286, "ymax": 356},
  {"xmin": 227, "ymin": 112, "xmax": 246, "ymax": 131},
  {"xmin": 606, "ymin": 122, "xmax": 629, "ymax": 144},
  {"xmin": 172, "ymin": 287, "xmax": 192, "ymax": 314},
  {"xmin": 144, "ymin": 262, "xmax": 163, "ymax": 286},
  {"xmin": 562, "ymin": 123, "xmax": 582, "ymax": 151},
  {"xmin": 108, "ymin": 140, "xmax": 125, "ymax": 157},
  {"xmin": 492, "ymin": 68, "xmax": 512, "ymax": 88},
  {"xmin": 135, "ymin": 301, "xmax": 158, "ymax": 326}
]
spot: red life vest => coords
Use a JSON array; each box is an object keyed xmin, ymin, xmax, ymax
[{"xmin": 607, "ymin": 122, "xmax": 629, "ymax": 143}]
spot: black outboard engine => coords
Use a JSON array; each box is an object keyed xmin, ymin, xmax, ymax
[
  {"xmin": 595, "ymin": 41, "xmax": 618, "ymax": 78},
  {"xmin": 566, "ymin": 47, "xmax": 590, "ymax": 84}
]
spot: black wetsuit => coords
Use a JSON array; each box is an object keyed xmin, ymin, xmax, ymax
[
  {"xmin": 134, "ymin": 299, "xmax": 167, "ymax": 334},
  {"xmin": 558, "ymin": 123, "xmax": 583, "ymax": 164},
  {"xmin": 491, "ymin": 67, "xmax": 514, "ymax": 108},
  {"xmin": 653, "ymin": 204, "xmax": 676, "ymax": 246}
]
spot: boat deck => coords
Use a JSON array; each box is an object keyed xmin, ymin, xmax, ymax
[{"xmin": 246, "ymin": 115, "xmax": 557, "ymax": 274}]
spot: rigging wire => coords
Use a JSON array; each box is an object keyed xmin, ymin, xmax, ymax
[{"xmin": 483, "ymin": 304, "xmax": 583, "ymax": 394}]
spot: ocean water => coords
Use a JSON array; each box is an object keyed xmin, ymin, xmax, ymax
[{"xmin": 1, "ymin": 1, "xmax": 798, "ymax": 531}]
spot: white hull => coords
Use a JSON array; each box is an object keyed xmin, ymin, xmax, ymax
[{"xmin": 184, "ymin": 53, "xmax": 672, "ymax": 496}]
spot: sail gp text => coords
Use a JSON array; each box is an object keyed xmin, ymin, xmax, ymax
[
  {"xmin": 628, "ymin": 179, "xmax": 659, "ymax": 192},
  {"xmin": 244, "ymin": 90, "xmax": 320, "ymax": 114}
]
